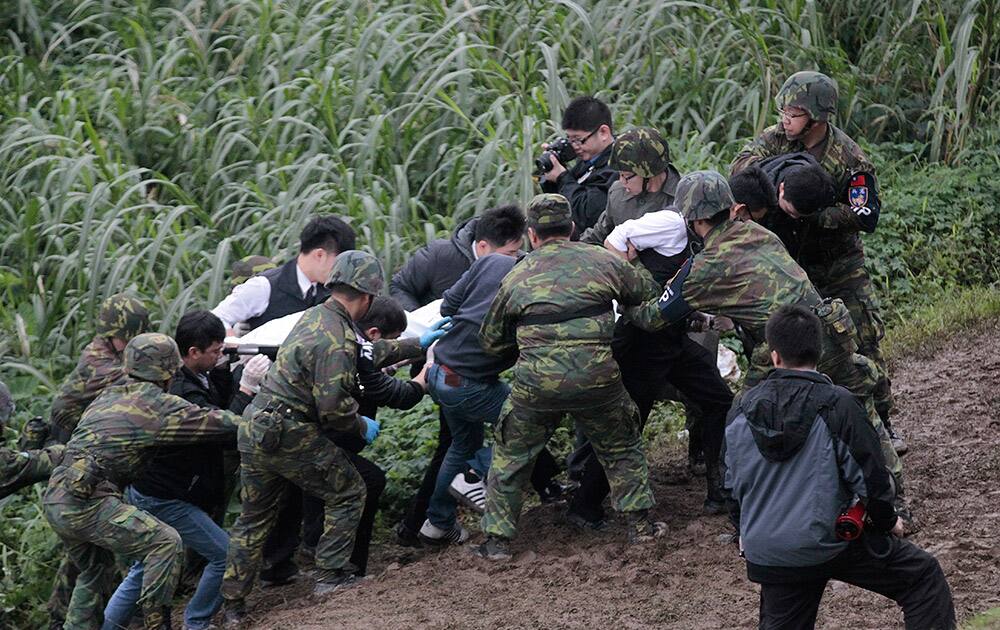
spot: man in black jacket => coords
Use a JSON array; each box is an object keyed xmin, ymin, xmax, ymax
[
  {"xmin": 102, "ymin": 310, "xmax": 268, "ymax": 630},
  {"xmin": 724, "ymin": 305, "xmax": 954, "ymax": 630},
  {"xmin": 539, "ymin": 96, "xmax": 618, "ymax": 234}
]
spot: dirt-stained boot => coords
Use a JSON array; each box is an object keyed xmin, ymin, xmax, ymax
[
  {"xmin": 626, "ymin": 510, "xmax": 667, "ymax": 544},
  {"xmin": 142, "ymin": 606, "xmax": 172, "ymax": 630}
]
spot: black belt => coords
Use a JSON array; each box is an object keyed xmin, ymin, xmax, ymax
[{"xmin": 519, "ymin": 303, "xmax": 612, "ymax": 326}]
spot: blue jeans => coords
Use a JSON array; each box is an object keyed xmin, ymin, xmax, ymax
[
  {"xmin": 425, "ymin": 364, "xmax": 509, "ymax": 529},
  {"xmin": 102, "ymin": 487, "xmax": 230, "ymax": 630}
]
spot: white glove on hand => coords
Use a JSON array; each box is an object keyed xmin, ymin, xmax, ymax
[
  {"xmin": 233, "ymin": 321, "xmax": 252, "ymax": 338},
  {"xmin": 240, "ymin": 354, "xmax": 272, "ymax": 394}
]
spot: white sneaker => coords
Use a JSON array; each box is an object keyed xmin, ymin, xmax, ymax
[
  {"xmin": 448, "ymin": 471, "xmax": 487, "ymax": 514},
  {"xmin": 418, "ymin": 519, "xmax": 470, "ymax": 546}
]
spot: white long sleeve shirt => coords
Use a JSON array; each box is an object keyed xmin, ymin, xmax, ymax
[
  {"xmin": 211, "ymin": 263, "xmax": 315, "ymax": 328},
  {"xmin": 605, "ymin": 208, "xmax": 688, "ymax": 257}
]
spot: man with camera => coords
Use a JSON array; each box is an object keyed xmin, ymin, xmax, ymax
[
  {"xmin": 539, "ymin": 96, "xmax": 618, "ymax": 234},
  {"xmin": 723, "ymin": 305, "xmax": 954, "ymax": 629}
]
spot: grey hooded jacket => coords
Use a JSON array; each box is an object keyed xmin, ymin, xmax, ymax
[{"xmin": 723, "ymin": 368, "xmax": 896, "ymax": 582}]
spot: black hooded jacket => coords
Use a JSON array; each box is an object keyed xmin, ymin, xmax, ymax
[{"xmin": 389, "ymin": 218, "xmax": 479, "ymax": 311}]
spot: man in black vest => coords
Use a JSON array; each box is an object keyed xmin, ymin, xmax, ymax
[
  {"xmin": 212, "ymin": 215, "xmax": 356, "ymax": 333},
  {"xmin": 211, "ymin": 215, "xmax": 356, "ymax": 586}
]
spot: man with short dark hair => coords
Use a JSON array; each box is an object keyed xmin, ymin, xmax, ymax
[
  {"xmin": 539, "ymin": 96, "xmax": 618, "ymax": 233},
  {"xmin": 102, "ymin": 310, "xmax": 267, "ymax": 630},
  {"xmin": 390, "ymin": 205, "xmax": 525, "ymax": 311},
  {"xmin": 212, "ymin": 215, "xmax": 356, "ymax": 332},
  {"xmin": 724, "ymin": 305, "xmax": 954, "ymax": 630}
]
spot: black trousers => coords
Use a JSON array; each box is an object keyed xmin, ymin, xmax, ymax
[
  {"xmin": 757, "ymin": 536, "xmax": 955, "ymax": 630},
  {"xmin": 401, "ymin": 410, "xmax": 561, "ymax": 533},
  {"xmin": 261, "ymin": 487, "xmax": 303, "ymax": 571},
  {"xmin": 301, "ymin": 451, "xmax": 385, "ymax": 576},
  {"xmin": 569, "ymin": 323, "xmax": 733, "ymax": 521}
]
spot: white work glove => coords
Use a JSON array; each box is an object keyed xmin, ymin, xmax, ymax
[
  {"xmin": 239, "ymin": 354, "xmax": 272, "ymax": 394},
  {"xmin": 233, "ymin": 321, "xmax": 252, "ymax": 338}
]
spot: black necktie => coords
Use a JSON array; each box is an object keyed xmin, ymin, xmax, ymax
[{"xmin": 305, "ymin": 284, "xmax": 316, "ymax": 305}]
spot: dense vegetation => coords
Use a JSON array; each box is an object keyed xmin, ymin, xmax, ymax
[{"xmin": 1, "ymin": 0, "xmax": 999, "ymax": 625}]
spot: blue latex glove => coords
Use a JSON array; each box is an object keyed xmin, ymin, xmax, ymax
[
  {"xmin": 362, "ymin": 416, "xmax": 380, "ymax": 445},
  {"xmin": 419, "ymin": 316, "xmax": 454, "ymax": 349}
]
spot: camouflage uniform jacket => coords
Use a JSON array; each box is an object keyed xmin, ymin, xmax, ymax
[
  {"xmin": 479, "ymin": 239, "xmax": 661, "ymax": 408},
  {"xmin": 50, "ymin": 336, "xmax": 127, "ymax": 439},
  {"xmin": 254, "ymin": 299, "xmax": 423, "ymax": 437},
  {"xmin": 0, "ymin": 444, "xmax": 65, "ymax": 499},
  {"xmin": 730, "ymin": 123, "xmax": 879, "ymax": 287},
  {"xmin": 626, "ymin": 219, "xmax": 820, "ymax": 345},
  {"xmin": 578, "ymin": 165, "xmax": 682, "ymax": 245},
  {"xmin": 47, "ymin": 380, "xmax": 240, "ymax": 502}
]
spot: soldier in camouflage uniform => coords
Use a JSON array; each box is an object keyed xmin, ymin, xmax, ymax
[
  {"xmin": 221, "ymin": 251, "xmax": 449, "ymax": 623},
  {"xmin": 624, "ymin": 171, "xmax": 909, "ymax": 522},
  {"xmin": 730, "ymin": 71, "xmax": 901, "ymax": 453},
  {"xmin": 42, "ymin": 333, "xmax": 241, "ymax": 630},
  {"xmin": 473, "ymin": 194, "xmax": 666, "ymax": 561},
  {"xmin": 230, "ymin": 255, "xmax": 276, "ymax": 289},
  {"xmin": 45, "ymin": 293, "xmax": 149, "ymax": 628},
  {"xmin": 0, "ymin": 380, "xmax": 66, "ymax": 499},
  {"xmin": 568, "ymin": 128, "xmax": 733, "ymax": 521},
  {"xmin": 49, "ymin": 293, "xmax": 150, "ymax": 443}
]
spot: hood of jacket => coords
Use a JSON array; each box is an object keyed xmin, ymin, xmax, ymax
[
  {"xmin": 736, "ymin": 368, "xmax": 836, "ymax": 462},
  {"xmin": 450, "ymin": 217, "xmax": 480, "ymax": 264}
]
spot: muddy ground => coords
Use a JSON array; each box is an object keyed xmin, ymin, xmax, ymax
[{"xmin": 236, "ymin": 321, "xmax": 1000, "ymax": 629}]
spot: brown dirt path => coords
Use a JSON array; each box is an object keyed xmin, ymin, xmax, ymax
[{"xmin": 242, "ymin": 321, "xmax": 1000, "ymax": 629}]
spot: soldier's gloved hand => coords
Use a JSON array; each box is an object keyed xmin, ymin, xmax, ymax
[
  {"xmin": 362, "ymin": 416, "xmax": 380, "ymax": 445},
  {"xmin": 239, "ymin": 354, "xmax": 272, "ymax": 394},
  {"xmin": 419, "ymin": 317, "xmax": 454, "ymax": 349},
  {"xmin": 17, "ymin": 416, "xmax": 50, "ymax": 451}
]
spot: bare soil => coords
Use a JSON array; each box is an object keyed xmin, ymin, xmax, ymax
[{"xmin": 238, "ymin": 321, "xmax": 1000, "ymax": 629}]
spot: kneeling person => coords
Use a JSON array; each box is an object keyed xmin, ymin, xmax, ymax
[{"xmin": 724, "ymin": 306, "xmax": 954, "ymax": 629}]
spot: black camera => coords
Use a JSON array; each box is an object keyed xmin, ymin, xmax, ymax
[{"xmin": 535, "ymin": 137, "xmax": 576, "ymax": 175}]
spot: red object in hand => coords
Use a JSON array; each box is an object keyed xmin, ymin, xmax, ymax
[{"xmin": 835, "ymin": 502, "xmax": 866, "ymax": 541}]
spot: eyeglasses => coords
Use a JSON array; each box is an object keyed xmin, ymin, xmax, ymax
[
  {"xmin": 619, "ymin": 172, "xmax": 638, "ymax": 183},
  {"xmin": 778, "ymin": 108, "xmax": 809, "ymax": 121},
  {"xmin": 568, "ymin": 128, "xmax": 599, "ymax": 146}
]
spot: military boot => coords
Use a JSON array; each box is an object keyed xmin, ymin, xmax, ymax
[
  {"xmin": 313, "ymin": 570, "xmax": 359, "ymax": 598},
  {"xmin": 220, "ymin": 600, "xmax": 246, "ymax": 629},
  {"xmin": 626, "ymin": 510, "xmax": 667, "ymax": 544},
  {"xmin": 471, "ymin": 535, "xmax": 512, "ymax": 560},
  {"xmin": 703, "ymin": 466, "xmax": 729, "ymax": 515},
  {"xmin": 142, "ymin": 606, "xmax": 172, "ymax": 630}
]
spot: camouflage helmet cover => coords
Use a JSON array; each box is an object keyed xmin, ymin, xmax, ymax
[
  {"xmin": 675, "ymin": 170, "xmax": 736, "ymax": 221},
  {"xmin": 124, "ymin": 333, "xmax": 182, "ymax": 383},
  {"xmin": 325, "ymin": 250, "xmax": 384, "ymax": 295},
  {"xmin": 609, "ymin": 127, "xmax": 670, "ymax": 179},
  {"xmin": 526, "ymin": 193, "xmax": 572, "ymax": 228},
  {"xmin": 0, "ymin": 380, "xmax": 13, "ymax": 426},
  {"xmin": 776, "ymin": 71, "xmax": 838, "ymax": 122},
  {"xmin": 231, "ymin": 255, "xmax": 276, "ymax": 287},
  {"xmin": 96, "ymin": 293, "xmax": 150, "ymax": 340}
]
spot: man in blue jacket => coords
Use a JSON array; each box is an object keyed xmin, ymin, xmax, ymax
[{"xmin": 724, "ymin": 305, "xmax": 953, "ymax": 629}]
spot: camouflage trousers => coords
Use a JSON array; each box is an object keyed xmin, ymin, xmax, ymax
[
  {"xmin": 221, "ymin": 414, "xmax": 365, "ymax": 603},
  {"xmin": 42, "ymin": 484, "xmax": 183, "ymax": 629},
  {"xmin": 482, "ymin": 389, "xmax": 654, "ymax": 540},
  {"xmin": 813, "ymin": 267, "xmax": 894, "ymax": 423}
]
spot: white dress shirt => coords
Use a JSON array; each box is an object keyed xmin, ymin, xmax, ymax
[
  {"xmin": 212, "ymin": 263, "xmax": 315, "ymax": 328},
  {"xmin": 605, "ymin": 208, "xmax": 688, "ymax": 257}
]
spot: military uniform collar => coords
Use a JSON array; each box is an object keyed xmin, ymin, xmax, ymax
[
  {"xmin": 322, "ymin": 297, "xmax": 351, "ymax": 318},
  {"xmin": 702, "ymin": 219, "xmax": 735, "ymax": 251}
]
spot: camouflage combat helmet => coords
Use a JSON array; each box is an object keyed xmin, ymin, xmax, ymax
[
  {"xmin": 776, "ymin": 71, "xmax": 838, "ymax": 122},
  {"xmin": 526, "ymin": 193, "xmax": 572, "ymax": 228},
  {"xmin": 231, "ymin": 255, "xmax": 276, "ymax": 287},
  {"xmin": 0, "ymin": 380, "xmax": 13, "ymax": 426},
  {"xmin": 325, "ymin": 250, "xmax": 384, "ymax": 295},
  {"xmin": 124, "ymin": 333, "xmax": 182, "ymax": 383},
  {"xmin": 96, "ymin": 294, "xmax": 150, "ymax": 341},
  {"xmin": 675, "ymin": 170, "xmax": 735, "ymax": 221},
  {"xmin": 609, "ymin": 127, "xmax": 670, "ymax": 178}
]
